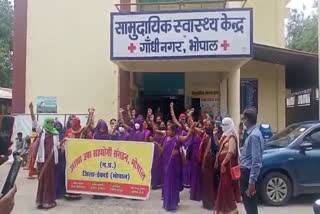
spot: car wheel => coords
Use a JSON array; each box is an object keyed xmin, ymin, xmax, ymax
[{"xmin": 260, "ymin": 172, "xmax": 292, "ymax": 206}]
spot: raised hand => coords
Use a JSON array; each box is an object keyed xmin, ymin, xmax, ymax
[
  {"xmin": 170, "ymin": 102, "xmax": 174, "ymax": 109},
  {"xmin": 127, "ymin": 105, "xmax": 131, "ymax": 111},
  {"xmin": 120, "ymin": 108, "xmax": 125, "ymax": 114},
  {"xmin": 28, "ymin": 102, "xmax": 33, "ymax": 110}
]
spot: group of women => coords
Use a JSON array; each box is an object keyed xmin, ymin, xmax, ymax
[{"xmin": 27, "ymin": 102, "xmax": 242, "ymax": 213}]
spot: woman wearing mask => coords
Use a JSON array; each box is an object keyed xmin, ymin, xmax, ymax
[
  {"xmin": 199, "ymin": 123, "xmax": 217, "ymax": 210},
  {"xmin": 150, "ymin": 116, "xmax": 166, "ymax": 189},
  {"xmin": 112, "ymin": 120, "xmax": 130, "ymax": 141},
  {"xmin": 189, "ymin": 121, "xmax": 203, "ymax": 202},
  {"xmin": 214, "ymin": 117, "xmax": 241, "ymax": 214},
  {"xmin": 142, "ymin": 120, "xmax": 152, "ymax": 142},
  {"xmin": 54, "ymin": 121, "xmax": 66, "ymax": 199},
  {"xmin": 29, "ymin": 103, "xmax": 60, "ymax": 209},
  {"xmin": 122, "ymin": 115, "xmax": 145, "ymax": 142},
  {"xmin": 63, "ymin": 117, "xmax": 84, "ymax": 200}
]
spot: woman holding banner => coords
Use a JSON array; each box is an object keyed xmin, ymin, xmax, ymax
[
  {"xmin": 93, "ymin": 120, "xmax": 110, "ymax": 140},
  {"xmin": 63, "ymin": 109, "xmax": 94, "ymax": 200},
  {"xmin": 120, "ymin": 109, "xmax": 145, "ymax": 142},
  {"xmin": 92, "ymin": 120, "xmax": 110, "ymax": 199}
]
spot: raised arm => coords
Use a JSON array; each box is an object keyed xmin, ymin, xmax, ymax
[
  {"xmin": 170, "ymin": 102, "xmax": 182, "ymax": 129},
  {"xmin": 127, "ymin": 105, "xmax": 132, "ymax": 122},
  {"xmin": 179, "ymin": 123, "xmax": 195, "ymax": 144},
  {"xmin": 194, "ymin": 127, "xmax": 204, "ymax": 136},
  {"xmin": 29, "ymin": 102, "xmax": 36, "ymax": 121},
  {"xmin": 119, "ymin": 118, "xmax": 131, "ymax": 132},
  {"xmin": 150, "ymin": 115, "xmax": 166, "ymax": 136},
  {"xmin": 119, "ymin": 108, "xmax": 125, "ymax": 122},
  {"xmin": 29, "ymin": 102, "xmax": 42, "ymax": 133}
]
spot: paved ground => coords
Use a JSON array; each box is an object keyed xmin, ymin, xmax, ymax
[{"xmin": 0, "ymin": 163, "xmax": 317, "ymax": 214}]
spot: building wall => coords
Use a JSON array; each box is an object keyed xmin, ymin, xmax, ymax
[
  {"xmin": 245, "ymin": 0, "xmax": 289, "ymax": 47},
  {"xmin": 23, "ymin": 0, "xmax": 288, "ymax": 126},
  {"xmin": 241, "ymin": 60, "xmax": 286, "ymax": 132},
  {"xmin": 25, "ymin": 0, "xmax": 120, "ymax": 121}
]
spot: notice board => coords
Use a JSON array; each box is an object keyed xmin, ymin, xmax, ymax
[{"xmin": 240, "ymin": 79, "xmax": 258, "ymax": 113}]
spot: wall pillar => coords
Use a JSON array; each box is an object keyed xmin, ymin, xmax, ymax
[
  {"xmin": 220, "ymin": 73, "xmax": 228, "ymax": 116},
  {"xmin": 227, "ymin": 69, "xmax": 240, "ymax": 127},
  {"xmin": 12, "ymin": 0, "xmax": 28, "ymax": 113},
  {"xmin": 277, "ymin": 65, "xmax": 286, "ymax": 130},
  {"xmin": 118, "ymin": 0, "xmax": 131, "ymax": 110}
]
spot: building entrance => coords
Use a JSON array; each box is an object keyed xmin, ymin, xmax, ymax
[{"xmin": 134, "ymin": 72, "xmax": 185, "ymax": 120}]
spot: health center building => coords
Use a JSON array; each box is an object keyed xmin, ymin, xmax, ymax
[{"xmin": 12, "ymin": 0, "xmax": 298, "ymax": 131}]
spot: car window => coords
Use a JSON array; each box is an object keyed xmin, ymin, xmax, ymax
[{"xmin": 304, "ymin": 128, "xmax": 320, "ymax": 150}]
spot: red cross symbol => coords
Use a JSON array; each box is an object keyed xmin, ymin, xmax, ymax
[
  {"xmin": 128, "ymin": 43, "xmax": 137, "ymax": 53},
  {"xmin": 221, "ymin": 40, "xmax": 230, "ymax": 51}
]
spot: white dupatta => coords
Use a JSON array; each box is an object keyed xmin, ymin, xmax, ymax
[{"xmin": 33, "ymin": 120, "xmax": 60, "ymax": 168}]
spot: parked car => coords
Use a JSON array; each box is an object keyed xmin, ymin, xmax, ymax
[{"xmin": 258, "ymin": 121, "xmax": 320, "ymax": 206}]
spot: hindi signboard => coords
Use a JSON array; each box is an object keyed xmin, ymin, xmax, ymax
[
  {"xmin": 66, "ymin": 139, "xmax": 154, "ymax": 200},
  {"xmin": 111, "ymin": 8, "xmax": 252, "ymax": 60}
]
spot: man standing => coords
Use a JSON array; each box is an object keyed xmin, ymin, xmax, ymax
[
  {"xmin": 240, "ymin": 108, "xmax": 264, "ymax": 214},
  {"xmin": 14, "ymin": 132, "xmax": 26, "ymax": 156}
]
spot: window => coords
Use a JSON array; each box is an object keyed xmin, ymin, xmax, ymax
[{"xmin": 304, "ymin": 128, "xmax": 320, "ymax": 150}]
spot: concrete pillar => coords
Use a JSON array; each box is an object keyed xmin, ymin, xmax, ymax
[
  {"xmin": 227, "ymin": 69, "xmax": 241, "ymax": 127},
  {"xmin": 277, "ymin": 65, "xmax": 286, "ymax": 131},
  {"xmin": 220, "ymin": 73, "xmax": 228, "ymax": 116}
]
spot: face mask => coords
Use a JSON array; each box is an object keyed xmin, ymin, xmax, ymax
[
  {"xmin": 156, "ymin": 121, "xmax": 161, "ymax": 126},
  {"xmin": 181, "ymin": 119, "xmax": 186, "ymax": 124},
  {"xmin": 135, "ymin": 123, "xmax": 140, "ymax": 130},
  {"xmin": 119, "ymin": 127, "xmax": 125, "ymax": 133},
  {"xmin": 222, "ymin": 125, "xmax": 227, "ymax": 133},
  {"xmin": 160, "ymin": 126, "xmax": 166, "ymax": 131}
]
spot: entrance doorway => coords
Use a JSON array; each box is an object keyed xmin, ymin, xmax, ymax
[{"xmin": 135, "ymin": 73, "xmax": 185, "ymax": 121}]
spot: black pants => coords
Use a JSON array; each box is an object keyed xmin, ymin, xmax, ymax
[{"xmin": 240, "ymin": 168, "xmax": 258, "ymax": 214}]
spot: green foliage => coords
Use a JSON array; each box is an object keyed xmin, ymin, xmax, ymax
[
  {"xmin": 0, "ymin": 0, "xmax": 13, "ymax": 88},
  {"xmin": 286, "ymin": 3, "xmax": 318, "ymax": 53}
]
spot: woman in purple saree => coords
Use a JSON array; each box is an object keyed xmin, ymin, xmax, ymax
[{"xmin": 153, "ymin": 123, "xmax": 194, "ymax": 211}]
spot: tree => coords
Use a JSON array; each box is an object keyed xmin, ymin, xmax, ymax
[
  {"xmin": 286, "ymin": 1, "xmax": 318, "ymax": 53},
  {"xmin": 0, "ymin": 0, "xmax": 13, "ymax": 88}
]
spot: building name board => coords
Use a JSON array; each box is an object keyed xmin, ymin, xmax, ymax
[{"xmin": 111, "ymin": 9, "xmax": 253, "ymax": 60}]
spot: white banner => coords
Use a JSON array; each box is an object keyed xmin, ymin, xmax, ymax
[{"xmin": 111, "ymin": 9, "xmax": 252, "ymax": 60}]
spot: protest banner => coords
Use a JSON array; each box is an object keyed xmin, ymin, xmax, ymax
[{"xmin": 66, "ymin": 139, "xmax": 154, "ymax": 200}]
